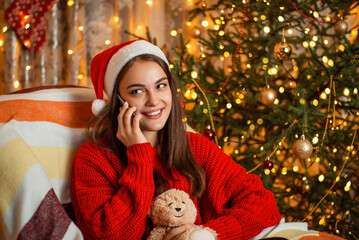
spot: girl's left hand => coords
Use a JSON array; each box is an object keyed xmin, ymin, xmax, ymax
[{"xmin": 164, "ymin": 224, "xmax": 196, "ymax": 240}]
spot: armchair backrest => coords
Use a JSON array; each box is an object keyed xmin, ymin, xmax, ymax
[{"xmin": 0, "ymin": 86, "xmax": 95, "ymax": 240}]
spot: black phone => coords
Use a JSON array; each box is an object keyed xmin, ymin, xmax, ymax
[
  {"xmin": 117, "ymin": 93, "xmax": 126, "ymax": 107},
  {"xmin": 117, "ymin": 94, "xmax": 136, "ymax": 119}
]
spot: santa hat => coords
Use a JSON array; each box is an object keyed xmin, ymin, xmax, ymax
[{"xmin": 90, "ymin": 39, "xmax": 169, "ymax": 115}]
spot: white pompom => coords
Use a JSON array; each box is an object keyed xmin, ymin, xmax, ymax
[
  {"xmin": 91, "ymin": 99, "xmax": 107, "ymax": 115},
  {"xmin": 189, "ymin": 229, "xmax": 216, "ymax": 240}
]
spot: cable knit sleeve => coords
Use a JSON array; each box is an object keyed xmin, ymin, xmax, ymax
[
  {"xmin": 188, "ymin": 133, "xmax": 281, "ymax": 240},
  {"xmin": 71, "ymin": 141, "xmax": 155, "ymax": 239}
]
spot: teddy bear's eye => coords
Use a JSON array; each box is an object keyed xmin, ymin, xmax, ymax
[
  {"xmin": 168, "ymin": 202, "xmax": 173, "ymax": 206},
  {"xmin": 182, "ymin": 201, "xmax": 185, "ymax": 204}
]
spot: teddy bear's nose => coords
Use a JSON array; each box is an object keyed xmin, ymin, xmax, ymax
[{"xmin": 175, "ymin": 208, "xmax": 181, "ymax": 212}]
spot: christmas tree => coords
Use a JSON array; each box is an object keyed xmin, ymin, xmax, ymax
[{"xmin": 168, "ymin": 0, "xmax": 359, "ymax": 238}]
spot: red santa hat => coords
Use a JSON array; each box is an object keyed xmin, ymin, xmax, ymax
[{"xmin": 90, "ymin": 39, "xmax": 169, "ymax": 115}]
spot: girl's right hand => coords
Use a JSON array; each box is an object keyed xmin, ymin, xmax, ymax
[{"xmin": 116, "ymin": 102, "xmax": 148, "ymax": 147}]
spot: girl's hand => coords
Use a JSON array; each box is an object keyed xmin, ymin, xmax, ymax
[
  {"xmin": 164, "ymin": 224, "xmax": 196, "ymax": 240},
  {"xmin": 116, "ymin": 102, "xmax": 148, "ymax": 147}
]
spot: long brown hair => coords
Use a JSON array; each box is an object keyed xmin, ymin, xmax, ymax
[{"xmin": 89, "ymin": 54, "xmax": 205, "ymax": 198}]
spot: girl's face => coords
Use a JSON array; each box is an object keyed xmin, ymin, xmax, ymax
[{"xmin": 118, "ymin": 60, "xmax": 172, "ymax": 135}]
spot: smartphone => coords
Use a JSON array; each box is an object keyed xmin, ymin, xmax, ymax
[{"xmin": 117, "ymin": 94, "xmax": 136, "ymax": 119}]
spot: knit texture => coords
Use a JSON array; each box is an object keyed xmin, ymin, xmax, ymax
[{"xmin": 71, "ymin": 132, "xmax": 281, "ymax": 239}]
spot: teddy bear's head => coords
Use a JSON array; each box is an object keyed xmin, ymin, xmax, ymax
[{"xmin": 148, "ymin": 189, "xmax": 197, "ymax": 227}]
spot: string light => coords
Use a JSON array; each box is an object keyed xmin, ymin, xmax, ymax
[{"xmin": 14, "ymin": 81, "xmax": 20, "ymax": 88}]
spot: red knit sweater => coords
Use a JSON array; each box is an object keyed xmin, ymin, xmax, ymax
[{"xmin": 71, "ymin": 132, "xmax": 281, "ymax": 239}]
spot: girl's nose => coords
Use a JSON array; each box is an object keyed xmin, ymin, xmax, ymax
[{"xmin": 145, "ymin": 91, "xmax": 159, "ymax": 106}]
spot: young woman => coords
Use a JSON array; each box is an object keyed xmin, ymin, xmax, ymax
[{"xmin": 71, "ymin": 39, "xmax": 281, "ymax": 240}]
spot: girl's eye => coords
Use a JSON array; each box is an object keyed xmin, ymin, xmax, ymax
[
  {"xmin": 131, "ymin": 89, "xmax": 143, "ymax": 94},
  {"xmin": 157, "ymin": 83, "xmax": 167, "ymax": 89}
]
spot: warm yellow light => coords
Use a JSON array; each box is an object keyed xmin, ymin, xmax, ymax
[
  {"xmin": 324, "ymin": 39, "xmax": 329, "ymax": 45},
  {"xmin": 67, "ymin": 50, "xmax": 73, "ymax": 55},
  {"xmin": 305, "ymin": 28, "xmax": 310, "ymax": 34},
  {"xmin": 320, "ymin": 92, "xmax": 327, "ymax": 99},
  {"xmin": 249, "ymin": 124, "xmax": 255, "ymax": 130},
  {"xmin": 262, "ymin": 57, "xmax": 269, "ymax": 64},
  {"xmin": 278, "ymin": 16, "xmax": 284, "ymax": 22},
  {"xmin": 261, "ymin": 15, "xmax": 266, "ymax": 20},
  {"xmin": 25, "ymin": 23, "xmax": 30, "ymax": 29},
  {"xmin": 325, "ymin": 88, "xmax": 331, "ymax": 94},
  {"xmin": 78, "ymin": 26, "xmax": 84, "ymax": 31},
  {"xmin": 322, "ymin": 56, "xmax": 328, "ymax": 63},
  {"xmin": 203, "ymin": 109, "xmax": 208, "ymax": 114},
  {"xmin": 318, "ymin": 174, "xmax": 325, "ymax": 182},
  {"xmin": 191, "ymin": 92, "xmax": 197, "ymax": 99},
  {"xmin": 67, "ymin": 0, "xmax": 74, "ymax": 6},
  {"xmin": 313, "ymin": 99, "xmax": 319, "ymax": 106},
  {"xmin": 312, "ymin": 136, "xmax": 319, "ymax": 144},
  {"xmin": 293, "ymin": 66, "xmax": 298, "ymax": 71},
  {"xmin": 226, "ymin": 103, "xmax": 232, "ymax": 109},
  {"xmin": 186, "ymin": 21, "xmax": 192, "ymax": 27},
  {"xmin": 293, "ymin": 166, "xmax": 299, "ymax": 172},
  {"xmin": 170, "ymin": 30, "xmax": 177, "ymax": 36},
  {"xmin": 201, "ymin": 20, "xmax": 209, "ymax": 27},
  {"xmin": 257, "ymin": 118, "xmax": 263, "ymax": 124},
  {"xmin": 14, "ymin": 80, "xmax": 20, "ymax": 88},
  {"xmin": 78, "ymin": 74, "xmax": 84, "ymax": 80},
  {"xmin": 137, "ymin": 25, "xmax": 143, "ymax": 30},
  {"xmin": 246, "ymin": 64, "xmax": 251, "ymax": 68},
  {"xmin": 105, "ymin": 40, "xmax": 111, "ymax": 45},
  {"xmin": 263, "ymin": 26, "xmax": 270, "ymax": 33},
  {"xmin": 312, "ymin": 36, "xmax": 318, "ymax": 41},
  {"xmin": 146, "ymin": 0, "xmax": 152, "ymax": 5},
  {"xmin": 224, "ymin": 51, "xmax": 230, "ymax": 57},
  {"xmin": 2, "ymin": 26, "xmax": 8, "ymax": 32},
  {"xmin": 309, "ymin": 41, "xmax": 316, "ymax": 47},
  {"xmin": 186, "ymin": 44, "xmax": 191, "ymax": 49},
  {"xmin": 268, "ymin": 67, "xmax": 277, "ymax": 75},
  {"xmin": 169, "ymin": 64, "xmax": 174, "ymax": 69},
  {"xmin": 343, "ymin": 88, "xmax": 350, "ymax": 96},
  {"xmin": 26, "ymin": 65, "xmax": 31, "ymax": 70},
  {"xmin": 353, "ymin": 88, "xmax": 358, "ymax": 94},
  {"xmin": 113, "ymin": 17, "xmax": 119, "ymax": 23},
  {"xmin": 0, "ymin": 40, "xmax": 3, "ymax": 47},
  {"xmin": 281, "ymin": 167, "xmax": 288, "ymax": 175},
  {"xmin": 274, "ymin": 99, "xmax": 279, "ymax": 104},
  {"xmin": 219, "ymin": 30, "xmax": 225, "ymax": 36},
  {"xmin": 253, "ymin": 17, "xmax": 258, "ymax": 22},
  {"xmin": 328, "ymin": 59, "xmax": 334, "ymax": 67},
  {"xmin": 287, "ymin": 29, "xmax": 293, "ymax": 35},
  {"xmin": 313, "ymin": 11, "xmax": 319, "ymax": 18},
  {"xmin": 303, "ymin": 41, "xmax": 309, "ymax": 48},
  {"xmin": 213, "ymin": 25, "xmax": 220, "ymax": 31},
  {"xmin": 191, "ymin": 71, "xmax": 198, "ymax": 78}
]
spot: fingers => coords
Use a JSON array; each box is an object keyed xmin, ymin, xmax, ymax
[
  {"xmin": 118, "ymin": 102, "xmax": 136, "ymax": 130},
  {"xmin": 117, "ymin": 102, "xmax": 147, "ymax": 146},
  {"xmin": 164, "ymin": 224, "xmax": 194, "ymax": 240}
]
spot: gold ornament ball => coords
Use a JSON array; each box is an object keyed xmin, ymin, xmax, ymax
[
  {"xmin": 292, "ymin": 139, "xmax": 313, "ymax": 159},
  {"xmin": 260, "ymin": 88, "xmax": 277, "ymax": 105},
  {"xmin": 190, "ymin": 26, "xmax": 202, "ymax": 38},
  {"xmin": 274, "ymin": 41, "xmax": 292, "ymax": 60},
  {"xmin": 334, "ymin": 20, "xmax": 348, "ymax": 35}
]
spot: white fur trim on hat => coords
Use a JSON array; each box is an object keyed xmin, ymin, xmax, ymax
[
  {"xmin": 91, "ymin": 99, "xmax": 107, "ymax": 115},
  {"xmin": 103, "ymin": 40, "xmax": 169, "ymax": 100}
]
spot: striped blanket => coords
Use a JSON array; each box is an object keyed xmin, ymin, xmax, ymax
[{"xmin": 0, "ymin": 86, "xmax": 95, "ymax": 240}]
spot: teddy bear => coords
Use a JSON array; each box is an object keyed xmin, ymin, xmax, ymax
[{"xmin": 147, "ymin": 189, "xmax": 217, "ymax": 240}]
